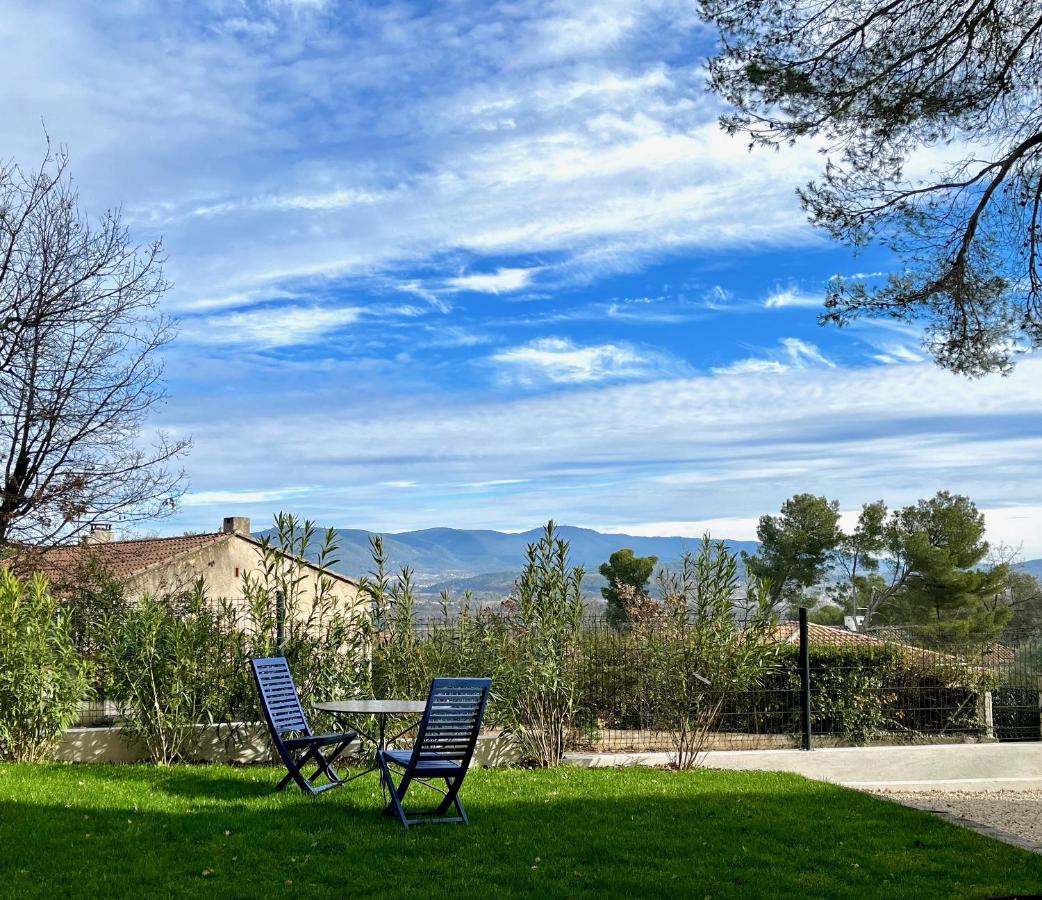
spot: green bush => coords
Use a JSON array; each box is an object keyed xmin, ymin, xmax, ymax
[
  {"xmin": 0, "ymin": 570, "xmax": 91, "ymax": 761},
  {"xmin": 48, "ymin": 511, "xmax": 1007, "ymax": 767},
  {"xmin": 627, "ymin": 538, "xmax": 779, "ymax": 767},
  {"xmin": 240, "ymin": 514, "xmax": 371, "ymax": 732},
  {"xmin": 735, "ymin": 643, "xmax": 993, "ymax": 743},
  {"xmin": 371, "ymin": 596, "xmax": 509, "ymax": 726},
  {"xmin": 100, "ymin": 587, "xmax": 244, "ymax": 764},
  {"xmin": 502, "ymin": 522, "xmax": 586, "ymax": 766}
]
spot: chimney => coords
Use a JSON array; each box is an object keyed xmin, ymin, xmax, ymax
[
  {"xmin": 223, "ymin": 516, "xmax": 251, "ymax": 536},
  {"xmin": 82, "ymin": 523, "xmax": 115, "ymax": 545}
]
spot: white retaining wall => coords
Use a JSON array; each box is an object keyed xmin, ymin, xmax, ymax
[{"xmin": 52, "ymin": 725, "xmax": 520, "ymax": 767}]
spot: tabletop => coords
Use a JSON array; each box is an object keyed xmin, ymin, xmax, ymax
[{"xmin": 314, "ymin": 699, "xmax": 426, "ymax": 715}]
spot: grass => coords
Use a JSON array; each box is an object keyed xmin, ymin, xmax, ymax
[{"xmin": 0, "ymin": 763, "xmax": 1040, "ymax": 898}]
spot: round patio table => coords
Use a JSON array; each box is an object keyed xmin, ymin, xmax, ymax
[{"xmin": 314, "ymin": 699, "xmax": 426, "ymax": 781}]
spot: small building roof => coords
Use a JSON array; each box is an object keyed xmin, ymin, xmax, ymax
[
  {"xmin": 773, "ymin": 621, "xmax": 1016, "ymax": 670},
  {"xmin": 773, "ymin": 621, "xmax": 887, "ymax": 648},
  {"xmin": 11, "ymin": 531, "xmax": 357, "ymax": 589}
]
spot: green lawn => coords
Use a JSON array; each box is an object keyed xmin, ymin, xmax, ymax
[{"xmin": 0, "ymin": 763, "xmax": 1039, "ymax": 898}]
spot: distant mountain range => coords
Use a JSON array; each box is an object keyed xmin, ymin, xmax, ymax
[
  {"xmin": 253, "ymin": 523, "xmax": 1042, "ymax": 600},
  {"xmin": 254, "ymin": 524, "xmax": 759, "ymax": 592},
  {"xmin": 1019, "ymin": 559, "xmax": 1042, "ymax": 580}
]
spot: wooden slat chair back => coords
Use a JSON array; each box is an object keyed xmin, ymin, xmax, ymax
[
  {"xmin": 251, "ymin": 657, "xmax": 357, "ymax": 796},
  {"xmin": 377, "ymin": 677, "xmax": 492, "ymax": 827}
]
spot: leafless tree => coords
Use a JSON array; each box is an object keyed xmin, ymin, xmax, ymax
[{"xmin": 0, "ymin": 142, "xmax": 188, "ymax": 549}]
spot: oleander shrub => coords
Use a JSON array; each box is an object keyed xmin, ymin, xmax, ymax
[
  {"xmin": 501, "ymin": 522, "xmax": 586, "ymax": 767},
  {"xmin": 240, "ymin": 515, "xmax": 370, "ymax": 731},
  {"xmin": 372, "ymin": 594, "xmax": 510, "ymax": 726},
  {"xmin": 628, "ymin": 538, "xmax": 779, "ymax": 768},
  {"xmin": 100, "ymin": 586, "xmax": 244, "ymax": 764},
  {"xmin": 0, "ymin": 570, "xmax": 91, "ymax": 761}
]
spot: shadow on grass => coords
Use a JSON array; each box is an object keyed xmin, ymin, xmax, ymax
[
  {"xmin": 150, "ymin": 766, "xmax": 284, "ymax": 801},
  {"xmin": 1, "ymin": 768, "xmax": 1040, "ymax": 899}
]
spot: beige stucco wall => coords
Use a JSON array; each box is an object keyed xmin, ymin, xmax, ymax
[{"xmin": 125, "ymin": 535, "xmax": 361, "ymax": 616}]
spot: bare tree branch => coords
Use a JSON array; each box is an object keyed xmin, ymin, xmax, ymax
[{"xmin": 0, "ymin": 146, "xmax": 189, "ymax": 548}]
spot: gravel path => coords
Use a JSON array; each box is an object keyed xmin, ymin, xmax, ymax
[{"xmin": 870, "ymin": 789, "xmax": 1042, "ymax": 853}]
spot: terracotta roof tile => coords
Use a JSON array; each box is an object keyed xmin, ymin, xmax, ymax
[
  {"xmin": 981, "ymin": 643, "xmax": 1017, "ymax": 666},
  {"xmin": 772, "ymin": 621, "xmax": 1017, "ymax": 670},
  {"xmin": 773, "ymin": 622, "xmax": 887, "ymax": 647},
  {"xmin": 25, "ymin": 533, "xmax": 230, "ymax": 585},
  {"xmin": 8, "ymin": 531, "xmax": 358, "ymax": 592}
]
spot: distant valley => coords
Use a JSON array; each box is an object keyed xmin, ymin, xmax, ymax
[
  {"xmin": 255, "ymin": 524, "xmax": 759, "ymax": 596},
  {"xmin": 255, "ymin": 522, "xmax": 1042, "ymax": 604}
]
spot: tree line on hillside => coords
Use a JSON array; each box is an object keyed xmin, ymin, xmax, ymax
[{"xmin": 599, "ymin": 491, "xmax": 1042, "ymax": 647}]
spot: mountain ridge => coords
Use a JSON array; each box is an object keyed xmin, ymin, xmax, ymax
[
  {"xmin": 1019, "ymin": 558, "xmax": 1042, "ymax": 581},
  {"xmin": 254, "ymin": 523, "xmax": 760, "ymax": 587}
]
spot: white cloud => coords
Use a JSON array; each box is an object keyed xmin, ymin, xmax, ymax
[
  {"xmin": 980, "ymin": 507, "xmax": 1042, "ymax": 558},
  {"xmin": 712, "ymin": 358, "xmax": 789, "ymax": 376},
  {"xmin": 592, "ymin": 517, "xmax": 762, "ymax": 541},
  {"xmin": 446, "ymin": 267, "xmax": 538, "ymax": 294},
  {"xmin": 702, "ymin": 286, "xmax": 735, "ymax": 310},
  {"xmin": 850, "ymin": 319, "xmax": 929, "ymax": 366},
  {"xmin": 764, "ymin": 288, "xmax": 824, "ymax": 309},
  {"xmin": 781, "ymin": 337, "xmax": 836, "ymax": 368},
  {"xmin": 422, "ymin": 326, "xmax": 494, "ymax": 348},
  {"xmin": 181, "ymin": 487, "xmax": 311, "ymax": 506},
  {"xmin": 191, "ymin": 187, "xmax": 388, "ymax": 218},
  {"xmin": 835, "ymin": 270, "xmax": 886, "ymax": 280},
  {"xmin": 491, "ymin": 337, "xmax": 681, "ymax": 385},
  {"xmin": 175, "ymin": 287, "xmax": 301, "ymax": 314},
  {"xmin": 181, "ymin": 305, "xmax": 363, "ymax": 348},
  {"xmin": 713, "ymin": 337, "xmax": 835, "ymax": 375},
  {"xmin": 873, "ymin": 345, "xmax": 925, "ymax": 365},
  {"xmin": 166, "ymin": 356, "xmax": 1042, "ymax": 555},
  {"xmin": 0, "ymin": 1, "xmax": 823, "ymax": 310}
]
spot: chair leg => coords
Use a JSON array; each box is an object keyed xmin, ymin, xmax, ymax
[
  {"xmin": 312, "ymin": 749, "xmax": 340, "ymax": 786},
  {"xmin": 435, "ymin": 776, "xmax": 468, "ymax": 824},
  {"xmin": 378, "ymin": 754, "xmax": 413, "ymax": 828},
  {"xmin": 276, "ymin": 747, "xmax": 327, "ymax": 795},
  {"xmin": 276, "ymin": 753, "xmax": 309, "ymax": 792},
  {"xmin": 319, "ymin": 739, "xmax": 354, "ymax": 785},
  {"xmin": 298, "ymin": 748, "xmax": 326, "ymax": 792}
]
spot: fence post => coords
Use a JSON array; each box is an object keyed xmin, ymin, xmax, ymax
[
  {"xmin": 799, "ymin": 607, "xmax": 812, "ymax": 751},
  {"xmin": 275, "ymin": 589, "xmax": 286, "ymax": 654}
]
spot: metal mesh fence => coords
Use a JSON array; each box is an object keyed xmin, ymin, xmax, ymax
[
  {"xmin": 569, "ymin": 619, "xmax": 1042, "ymax": 751},
  {"xmin": 72, "ymin": 605, "xmax": 1042, "ymax": 752}
]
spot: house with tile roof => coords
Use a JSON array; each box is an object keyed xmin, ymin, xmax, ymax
[
  {"xmin": 773, "ymin": 621, "xmax": 1016, "ymax": 672},
  {"xmin": 9, "ymin": 516, "xmax": 358, "ymax": 608}
]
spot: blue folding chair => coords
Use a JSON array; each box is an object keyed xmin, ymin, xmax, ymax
[
  {"xmin": 251, "ymin": 657, "xmax": 358, "ymax": 796},
  {"xmin": 377, "ymin": 677, "xmax": 492, "ymax": 827}
]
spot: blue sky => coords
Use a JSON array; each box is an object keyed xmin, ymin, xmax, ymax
[{"xmin": 4, "ymin": 0, "xmax": 1042, "ymax": 554}]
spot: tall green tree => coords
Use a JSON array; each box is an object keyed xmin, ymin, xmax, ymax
[
  {"xmin": 700, "ymin": 1, "xmax": 1042, "ymax": 375},
  {"xmin": 878, "ymin": 492, "xmax": 1010, "ymax": 644},
  {"xmin": 992, "ymin": 568, "xmax": 1042, "ymax": 639},
  {"xmin": 831, "ymin": 500, "xmax": 888, "ymax": 622},
  {"xmin": 599, "ymin": 549, "xmax": 657, "ymax": 628},
  {"xmin": 742, "ymin": 494, "xmax": 841, "ymax": 616}
]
